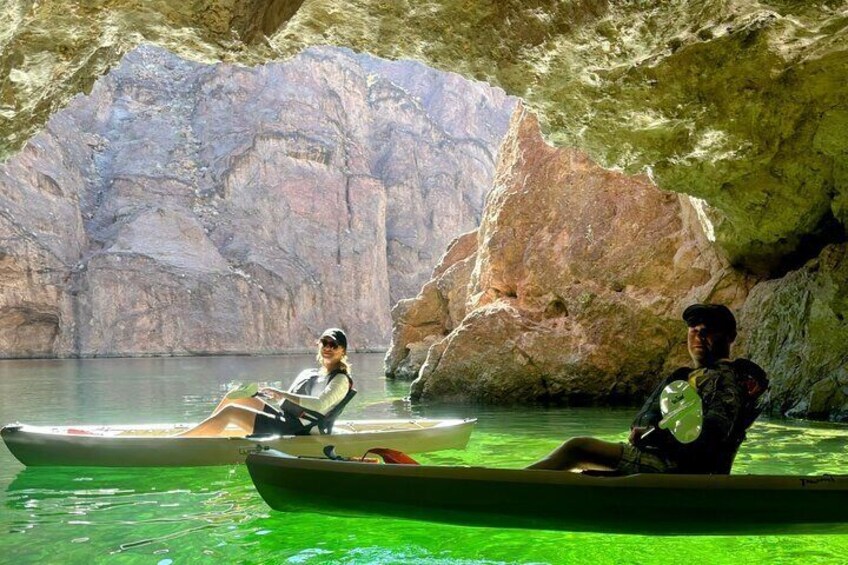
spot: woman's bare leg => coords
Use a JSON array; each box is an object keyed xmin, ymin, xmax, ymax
[
  {"xmin": 177, "ymin": 405, "xmax": 261, "ymax": 437},
  {"xmin": 210, "ymin": 396, "xmax": 266, "ymax": 414},
  {"xmin": 526, "ymin": 437, "xmax": 624, "ymax": 471}
]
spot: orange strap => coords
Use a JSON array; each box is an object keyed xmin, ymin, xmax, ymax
[{"xmin": 361, "ymin": 447, "xmax": 419, "ymax": 465}]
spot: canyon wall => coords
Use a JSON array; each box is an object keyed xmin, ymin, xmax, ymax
[
  {"xmin": 2, "ymin": 2, "xmax": 846, "ymax": 417},
  {"xmin": 3, "ymin": 2, "xmax": 846, "ymax": 273},
  {"xmin": 0, "ymin": 45, "xmax": 514, "ymax": 356},
  {"xmin": 389, "ymin": 106, "xmax": 848, "ymax": 420}
]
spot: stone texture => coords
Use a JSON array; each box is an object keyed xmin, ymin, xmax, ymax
[
  {"xmin": 2, "ymin": 2, "xmax": 848, "ymax": 418},
  {"xmin": 736, "ymin": 244, "xmax": 848, "ymax": 421},
  {"xmin": 385, "ymin": 229, "xmax": 477, "ymax": 380},
  {"xmin": 395, "ymin": 106, "xmax": 755, "ymax": 405},
  {"xmin": 0, "ymin": 119, "xmax": 89, "ymax": 356},
  {"xmin": 0, "ymin": 45, "xmax": 514, "ymax": 357},
  {"xmin": 2, "ymin": 1, "xmax": 847, "ymax": 272},
  {"xmin": 268, "ymin": 0, "xmax": 848, "ymax": 274}
]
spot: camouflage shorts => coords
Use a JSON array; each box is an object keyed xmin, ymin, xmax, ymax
[{"xmin": 616, "ymin": 443, "xmax": 676, "ymax": 475}]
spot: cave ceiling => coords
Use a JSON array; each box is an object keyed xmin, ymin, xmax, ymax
[{"xmin": 2, "ymin": 0, "xmax": 847, "ymax": 273}]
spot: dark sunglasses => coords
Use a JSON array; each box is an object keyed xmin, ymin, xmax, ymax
[{"xmin": 319, "ymin": 339, "xmax": 340, "ymax": 349}]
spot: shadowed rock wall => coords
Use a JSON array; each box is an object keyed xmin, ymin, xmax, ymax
[
  {"xmin": 0, "ymin": 45, "xmax": 514, "ymax": 356},
  {"xmin": 737, "ymin": 244, "xmax": 848, "ymax": 420}
]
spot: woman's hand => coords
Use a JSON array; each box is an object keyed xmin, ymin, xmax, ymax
[{"xmin": 258, "ymin": 387, "xmax": 283, "ymax": 402}]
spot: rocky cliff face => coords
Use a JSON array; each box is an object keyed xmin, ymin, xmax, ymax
[
  {"xmin": 2, "ymin": 2, "xmax": 846, "ymax": 418},
  {"xmin": 737, "ymin": 244, "xmax": 848, "ymax": 421},
  {"xmin": 390, "ymin": 106, "xmax": 754, "ymax": 404},
  {"xmin": 390, "ymin": 105, "xmax": 848, "ymax": 420},
  {"xmin": 3, "ymin": 1, "xmax": 846, "ymax": 273},
  {"xmin": 0, "ymin": 45, "xmax": 514, "ymax": 356}
]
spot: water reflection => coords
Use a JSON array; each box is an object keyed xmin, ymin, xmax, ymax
[
  {"xmin": 5, "ymin": 465, "xmax": 259, "ymax": 558},
  {"xmin": 0, "ymin": 353, "xmax": 402, "ymax": 428}
]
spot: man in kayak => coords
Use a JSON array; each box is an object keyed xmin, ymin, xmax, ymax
[
  {"xmin": 527, "ymin": 304, "xmax": 768, "ymax": 474},
  {"xmin": 178, "ymin": 328, "xmax": 355, "ymax": 437}
]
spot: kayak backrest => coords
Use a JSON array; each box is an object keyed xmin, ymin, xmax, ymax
[
  {"xmin": 285, "ymin": 375, "xmax": 357, "ymax": 435},
  {"xmin": 713, "ymin": 360, "xmax": 770, "ymax": 474},
  {"xmin": 317, "ymin": 386, "xmax": 357, "ymax": 434},
  {"xmin": 732, "ymin": 359, "xmax": 769, "ymax": 427}
]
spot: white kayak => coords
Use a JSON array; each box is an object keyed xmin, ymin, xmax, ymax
[{"xmin": 0, "ymin": 418, "xmax": 476, "ymax": 467}]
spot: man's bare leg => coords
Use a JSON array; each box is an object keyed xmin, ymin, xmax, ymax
[
  {"xmin": 177, "ymin": 405, "xmax": 262, "ymax": 437},
  {"xmin": 526, "ymin": 437, "xmax": 624, "ymax": 471}
]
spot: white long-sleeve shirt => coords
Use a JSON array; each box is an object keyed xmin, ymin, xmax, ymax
[{"xmin": 283, "ymin": 369, "xmax": 350, "ymax": 415}]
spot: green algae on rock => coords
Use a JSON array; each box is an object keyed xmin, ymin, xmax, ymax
[{"xmin": 273, "ymin": 0, "xmax": 848, "ymax": 272}]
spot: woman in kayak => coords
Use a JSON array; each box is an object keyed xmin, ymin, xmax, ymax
[{"xmin": 178, "ymin": 328, "xmax": 354, "ymax": 437}]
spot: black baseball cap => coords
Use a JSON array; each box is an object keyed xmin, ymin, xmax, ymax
[
  {"xmin": 319, "ymin": 328, "xmax": 348, "ymax": 349},
  {"xmin": 682, "ymin": 304, "xmax": 737, "ymax": 341}
]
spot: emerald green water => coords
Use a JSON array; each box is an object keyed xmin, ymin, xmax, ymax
[{"xmin": 1, "ymin": 354, "xmax": 847, "ymax": 564}]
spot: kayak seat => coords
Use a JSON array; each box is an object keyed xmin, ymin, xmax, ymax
[
  {"xmin": 717, "ymin": 360, "xmax": 770, "ymax": 474},
  {"xmin": 317, "ymin": 387, "xmax": 357, "ymax": 434},
  {"xmin": 281, "ymin": 387, "xmax": 358, "ymax": 435},
  {"xmin": 362, "ymin": 447, "xmax": 419, "ymax": 465}
]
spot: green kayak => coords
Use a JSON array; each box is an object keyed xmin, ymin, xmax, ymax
[{"xmin": 246, "ymin": 451, "xmax": 848, "ymax": 534}]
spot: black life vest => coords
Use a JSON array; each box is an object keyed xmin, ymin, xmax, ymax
[
  {"xmin": 726, "ymin": 358, "xmax": 769, "ymax": 445},
  {"xmin": 635, "ymin": 359, "xmax": 768, "ymax": 474},
  {"xmin": 682, "ymin": 359, "xmax": 769, "ymax": 473}
]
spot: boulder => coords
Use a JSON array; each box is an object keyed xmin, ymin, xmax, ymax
[
  {"xmin": 385, "ymin": 229, "xmax": 477, "ymax": 379},
  {"xmin": 737, "ymin": 244, "xmax": 848, "ymax": 422},
  {"xmin": 401, "ymin": 105, "xmax": 754, "ymax": 404}
]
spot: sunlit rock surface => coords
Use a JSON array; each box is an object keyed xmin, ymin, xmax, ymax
[
  {"xmin": 2, "ymin": 1, "xmax": 846, "ymax": 271},
  {"xmin": 2, "ymin": 2, "xmax": 847, "ymax": 416},
  {"xmin": 385, "ymin": 229, "xmax": 477, "ymax": 380},
  {"xmin": 737, "ymin": 244, "xmax": 848, "ymax": 421},
  {"xmin": 393, "ymin": 107, "xmax": 754, "ymax": 405},
  {"xmin": 0, "ymin": 45, "xmax": 514, "ymax": 356}
]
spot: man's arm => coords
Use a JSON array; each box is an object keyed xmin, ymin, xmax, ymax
[{"xmin": 693, "ymin": 371, "xmax": 744, "ymax": 447}]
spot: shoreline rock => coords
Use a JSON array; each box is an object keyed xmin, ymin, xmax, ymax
[
  {"xmin": 737, "ymin": 244, "xmax": 848, "ymax": 421},
  {"xmin": 389, "ymin": 105, "xmax": 755, "ymax": 405}
]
